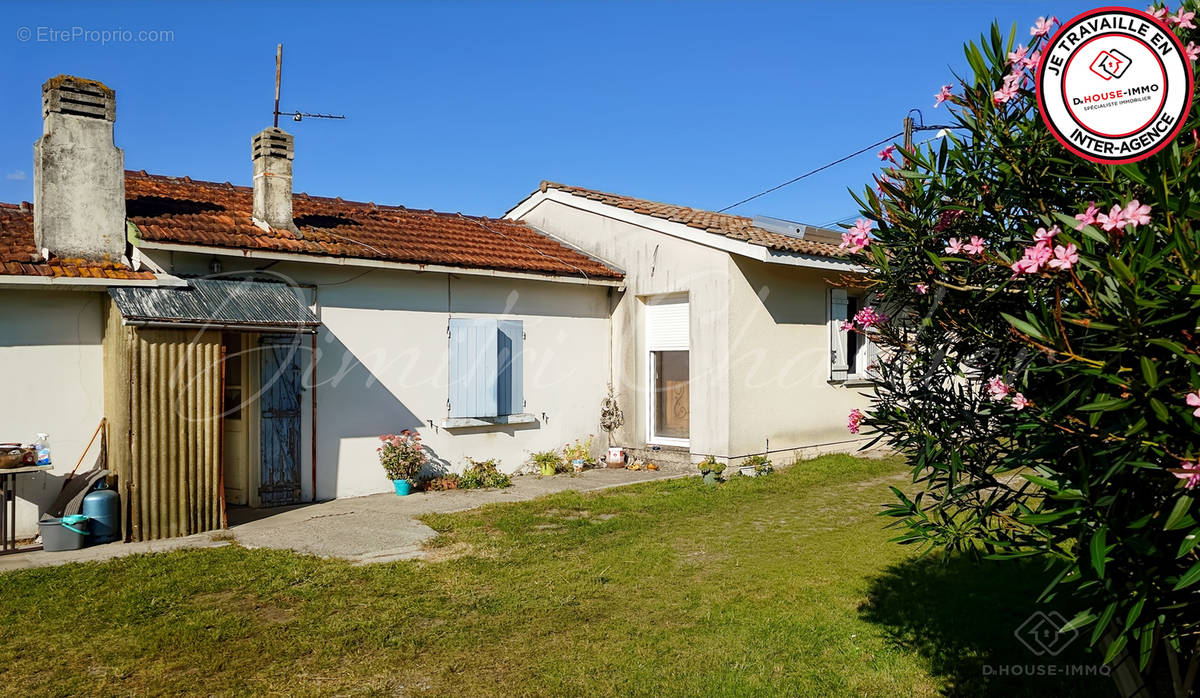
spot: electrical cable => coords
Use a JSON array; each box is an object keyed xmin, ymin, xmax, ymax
[{"xmin": 718, "ymin": 124, "xmax": 966, "ymax": 214}]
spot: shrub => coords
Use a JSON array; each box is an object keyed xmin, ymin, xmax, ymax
[
  {"xmin": 844, "ymin": 12, "xmax": 1200, "ymax": 690},
  {"xmin": 459, "ymin": 458, "xmax": 512, "ymax": 489},
  {"xmin": 741, "ymin": 454, "xmax": 773, "ymax": 475},
  {"xmin": 377, "ymin": 430, "xmax": 426, "ymax": 483},
  {"xmin": 697, "ymin": 455, "xmax": 725, "ymax": 476},
  {"xmin": 529, "ymin": 450, "xmax": 565, "ymax": 476},
  {"xmin": 563, "ymin": 435, "xmax": 594, "ymax": 463}
]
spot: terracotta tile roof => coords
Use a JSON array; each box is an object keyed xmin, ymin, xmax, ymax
[
  {"xmin": 125, "ymin": 171, "xmax": 622, "ymax": 280},
  {"xmin": 536, "ymin": 181, "xmax": 849, "ymax": 259},
  {"xmin": 0, "ymin": 203, "xmax": 154, "ymax": 280}
]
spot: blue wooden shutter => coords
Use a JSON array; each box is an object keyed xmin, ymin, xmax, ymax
[
  {"xmin": 497, "ymin": 320, "xmax": 523, "ymax": 415},
  {"xmin": 449, "ymin": 318, "xmax": 498, "ymax": 418}
]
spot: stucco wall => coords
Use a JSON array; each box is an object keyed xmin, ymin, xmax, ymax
[
  {"xmin": 513, "ymin": 196, "xmax": 732, "ymax": 458},
  {"xmin": 141, "ymin": 251, "xmax": 612, "ymax": 500},
  {"xmin": 0, "ymin": 289, "xmax": 106, "ymax": 537},
  {"xmin": 726, "ymin": 257, "xmax": 872, "ymax": 460}
]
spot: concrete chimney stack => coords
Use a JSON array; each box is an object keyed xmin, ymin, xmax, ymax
[
  {"xmin": 33, "ymin": 75, "xmax": 126, "ymax": 262},
  {"xmin": 251, "ymin": 127, "xmax": 297, "ymax": 232}
]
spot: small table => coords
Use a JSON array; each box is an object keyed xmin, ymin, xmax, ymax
[{"xmin": 1, "ymin": 464, "xmax": 53, "ymax": 554}]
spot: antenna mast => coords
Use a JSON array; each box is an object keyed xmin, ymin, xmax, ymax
[{"xmin": 271, "ymin": 43, "xmax": 346, "ymax": 126}]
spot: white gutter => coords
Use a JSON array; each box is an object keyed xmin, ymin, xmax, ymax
[
  {"xmin": 506, "ymin": 189, "xmax": 867, "ymax": 274},
  {"xmin": 0, "ymin": 273, "xmax": 186, "ymax": 290},
  {"xmin": 133, "ymin": 239, "xmax": 625, "ymax": 288}
]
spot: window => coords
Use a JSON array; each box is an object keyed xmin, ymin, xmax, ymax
[
  {"xmin": 645, "ymin": 295, "xmax": 690, "ymax": 445},
  {"xmin": 829, "ymin": 289, "xmax": 877, "ymax": 382},
  {"xmin": 448, "ymin": 318, "xmax": 524, "ymax": 418}
]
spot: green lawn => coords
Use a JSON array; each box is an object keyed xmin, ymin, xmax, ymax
[{"xmin": 0, "ymin": 455, "xmax": 1108, "ymax": 697}]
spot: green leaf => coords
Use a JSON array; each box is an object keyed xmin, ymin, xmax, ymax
[
  {"xmin": 1173, "ymin": 559, "xmax": 1200, "ymax": 590},
  {"xmin": 1001, "ymin": 312, "xmax": 1047, "ymax": 341},
  {"xmin": 1140, "ymin": 357, "xmax": 1159, "ymax": 388},
  {"xmin": 1090, "ymin": 526, "xmax": 1108, "ymax": 578},
  {"xmin": 1091, "ymin": 601, "xmax": 1117, "ymax": 646},
  {"xmin": 1103, "ymin": 633, "xmax": 1129, "ymax": 664},
  {"xmin": 1021, "ymin": 473, "xmax": 1062, "ymax": 492},
  {"xmin": 1165, "ymin": 495, "xmax": 1193, "ymax": 531},
  {"xmin": 1150, "ymin": 398, "xmax": 1169, "ymax": 423},
  {"xmin": 1109, "ymin": 256, "xmax": 1136, "ymax": 284},
  {"xmin": 1178, "ymin": 528, "xmax": 1200, "ymax": 558},
  {"xmin": 1124, "ymin": 596, "xmax": 1145, "ymax": 630},
  {"xmin": 1060, "ymin": 609, "xmax": 1097, "ymax": 632}
]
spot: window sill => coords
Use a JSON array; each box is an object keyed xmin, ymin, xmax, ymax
[
  {"xmin": 829, "ymin": 377, "xmax": 875, "ymax": 387},
  {"xmin": 439, "ymin": 413, "xmax": 537, "ymax": 429}
]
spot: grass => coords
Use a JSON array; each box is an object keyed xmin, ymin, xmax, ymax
[{"xmin": 0, "ymin": 455, "xmax": 1108, "ymax": 697}]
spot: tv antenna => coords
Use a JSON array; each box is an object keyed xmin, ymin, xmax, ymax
[{"xmin": 272, "ymin": 43, "xmax": 346, "ymax": 127}]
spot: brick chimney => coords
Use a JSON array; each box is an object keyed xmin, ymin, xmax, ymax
[
  {"xmin": 251, "ymin": 127, "xmax": 297, "ymax": 232},
  {"xmin": 33, "ymin": 75, "xmax": 126, "ymax": 262}
]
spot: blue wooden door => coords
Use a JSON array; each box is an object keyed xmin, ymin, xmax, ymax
[{"xmin": 259, "ymin": 334, "xmax": 302, "ymax": 506}]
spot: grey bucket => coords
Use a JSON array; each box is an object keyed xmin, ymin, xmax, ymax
[{"xmin": 38, "ymin": 515, "xmax": 90, "ymax": 552}]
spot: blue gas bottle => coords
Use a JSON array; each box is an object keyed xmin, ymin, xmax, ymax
[{"xmin": 81, "ymin": 480, "xmax": 120, "ymax": 544}]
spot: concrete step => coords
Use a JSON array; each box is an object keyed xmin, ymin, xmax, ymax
[{"xmin": 623, "ymin": 445, "xmax": 694, "ymax": 473}]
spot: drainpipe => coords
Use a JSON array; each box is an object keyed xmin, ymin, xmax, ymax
[{"xmin": 310, "ymin": 330, "xmax": 317, "ymax": 502}]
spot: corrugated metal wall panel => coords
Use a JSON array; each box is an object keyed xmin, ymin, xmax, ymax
[{"xmin": 122, "ymin": 328, "xmax": 222, "ymax": 541}]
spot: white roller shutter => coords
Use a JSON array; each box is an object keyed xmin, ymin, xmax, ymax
[{"xmin": 646, "ymin": 295, "xmax": 689, "ymax": 351}]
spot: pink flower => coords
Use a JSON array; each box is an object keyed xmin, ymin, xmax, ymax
[
  {"xmin": 840, "ymin": 320, "xmax": 856, "ymax": 332},
  {"xmin": 1031, "ymin": 16, "xmax": 1057, "ymax": 37},
  {"xmin": 1074, "ymin": 202, "xmax": 1099, "ymax": 229},
  {"xmin": 1186, "ymin": 390, "xmax": 1200, "ymax": 417},
  {"xmin": 1122, "ymin": 199, "xmax": 1152, "ymax": 227},
  {"xmin": 987, "ymin": 376, "xmax": 1011, "ymax": 401},
  {"xmin": 1047, "ymin": 243, "xmax": 1078, "ymax": 271},
  {"xmin": 934, "ymin": 84, "xmax": 953, "ymax": 107},
  {"xmin": 854, "ymin": 306, "xmax": 886, "ymax": 328},
  {"xmin": 1002, "ymin": 70, "xmax": 1026, "ymax": 89},
  {"xmin": 1172, "ymin": 8, "xmax": 1196, "ymax": 28},
  {"xmin": 916, "ymin": 283, "xmax": 929, "ymax": 295},
  {"xmin": 1022, "ymin": 50, "xmax": 1041, "ymax": 70},
  {"xmin": 1149, "ymin": 5, "xmax": 1170, "ymax": 22},
  {"xmin": 1034, "ymin": 225, "xmax": 1060, "ymax": 243},
  {"xmin": 1187, "ymin": 41, "xmax": 1200, "ymax": 62},
  {"xmin": 1174, "ymin": 461, "xmax": 1200, "ymax": 489},
  {"xmin": 1011, "ymin": 242, "xmax": 1053, "ymax": 274},
  {"xmin": 839, "ymin": 219, "xmax": 873, "ymax": 253},
  {"xmin": 963, "ymin": 235, "xmax": 986, "ymax": 256},
  {"xmin": 1007, "ymin": 45, "xmax": 1030, "ymax": 67},
  {"xmin": 945, "ymin": 238, "xmax": 964, "ymax": 254},
  {"xmin": 1096, "ymin": 204, "xmax": 1128, "ymax": 232},
  {"xmin": 878, "ymin": 144, "xmax": 898, "ymax": 163},
  {"xmin": 993, "ymin": 82, "xmax": 1020, "ymax": 105},
  {"xmin": 1011, "ymin": 393, "xmax": 1030, "ymax": 410},
  {"xmin": 847, "ymin": 409, "xmax": 865, "ymax": 434}
]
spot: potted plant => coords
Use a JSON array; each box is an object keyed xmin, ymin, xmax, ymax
[
  {"xmin": 377, "ymin": 430, "xmax": 427, "ymax": 496},
  {"xmin": 697, "ymin": 455, "xmax": 725, "ymax": 485},
  {"xmin": 530, "ymin": 450, "xmax": 563, "ymax": 477},
  {"xmin": 563, "ymin": 435, "xmax": 593, "ymax": 473},
  {"xmin": 739, "ymin": 454, "xmax": 773, "ymax": 477}
]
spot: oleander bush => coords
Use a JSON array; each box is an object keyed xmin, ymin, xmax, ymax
[{"xmin": 845, "ymin": 9, "xmax": 1200, "ymax": 694}]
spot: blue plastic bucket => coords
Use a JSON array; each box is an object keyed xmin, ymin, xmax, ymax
[{"xmin": 393, "ymin": 480, "xmax": 412, "ymax": 496}]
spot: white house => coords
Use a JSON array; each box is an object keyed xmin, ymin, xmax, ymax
[
  {"xmin": 0, "ymin": 74, "xmax": 873, "ymax": 544},
  {"xmin": 507, "ymin": 182, "xmax": 875, "ymax": 467},
  {"xmin": 0, "ymin": 76, "xmax": 621, "ymax": 541}
]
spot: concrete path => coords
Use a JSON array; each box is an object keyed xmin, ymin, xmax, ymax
[{"xmin": 0, "ymin": 468, "xmax": 681, "ymax": 572}]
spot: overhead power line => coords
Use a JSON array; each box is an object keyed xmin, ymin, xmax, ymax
[{"xmin": 718, "ymin": 124, "xmax": 963, "ymax": 214}]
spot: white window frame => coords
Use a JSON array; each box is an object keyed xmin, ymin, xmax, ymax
[
  {"xmin": 644, "ymin": 294, "xmax": 690, "ymax": 447},
  {"xmin": 828, "ymin": 289, "xmax": 878, "ymax": 385}
]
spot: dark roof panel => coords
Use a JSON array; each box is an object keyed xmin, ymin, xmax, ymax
[{"xmin": 109, "ymin": 278, "xmax": 319, "ymax": 332}]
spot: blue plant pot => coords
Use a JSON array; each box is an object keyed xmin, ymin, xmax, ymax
[{"xmin": 393, "ymin": 479, "xmax": 412, "ymax": 496}]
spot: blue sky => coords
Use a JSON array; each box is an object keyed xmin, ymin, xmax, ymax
[{"xmin": 1, "ymin": 1, "xmax": 1109, "ymax": 227}]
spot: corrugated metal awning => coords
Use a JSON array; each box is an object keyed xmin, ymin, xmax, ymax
[{"xmin": 109, "ymin": 278, "xmax": 320, "ymax": 333}]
